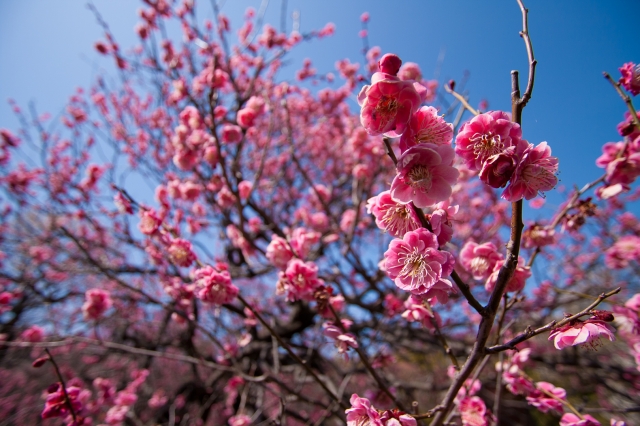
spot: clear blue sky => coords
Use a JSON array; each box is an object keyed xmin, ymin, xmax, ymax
[{"xmin": 1, "ymin": 0, "xmax": 639, "ymax": 209}]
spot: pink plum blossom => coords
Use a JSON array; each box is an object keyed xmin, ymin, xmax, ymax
[
  {"xmin": 428, "ymin": 202, "xmax": 458, "ymax": 246},
  {"xmin": 458, "ymin": 396, "xmax": 489, "ymax": 426},
  {"xmin": 619, "ymin": 62, "xmax": 640, "ymax": 96},
  {"xmin": 41, "ymin": 383, "xmax": 83, "ymax": 420},
  {"xmin": 139, "ymin": 209, "xmax": 161, "ymax": 235},
  {"xmin": 526, "ymin": 381, "xmax": 566, "ymax": 413},
  {"xmin": 236, "ymin": 108, "xmax": 256, "ymax": 128},
  {"xmin": 289, "ymin": 227, "xmax": 320, "ymax": 259},
  {"xmin": 358, "ymin": 62, "xmax": 422, "ymax": 136},
  {"xmin": 378, "ymin": 53, "xmax": 402, "ymax": 76},
  {"xmin": 604, "ymin": 235, "xmax": 640, "ymax": 269},
  {"xmin": 346, "ymin": 394, "xmax": 381, "ymax": 426},
  {"xmin": 479, "ymin": 146, "xmax": 519, "ymax": 188},
  {"xmin": 390, "ymin": 144, "xmax": 459, "ymax": 208},
  {"xmin": 617, "ymin": 111, "xmax": 640, "ymax": 140},
  {"xmin": 459, "ymin": 241, "xmax": 503, "ymax": 281},
  {"xmin": 229, "ymin": 414, "xmax": 252, "ymax": 426},
  {"xmin": 323, "ymin": 321, "xmax": 358, "ymax": 355},
  {"xmin": 168, "ymin": 238, "xmax": 196, "ymax": 267},
  {"xmin": 265, "ymin": 235, "xmax": 293, "ymax": 269},
  {"xmin": 277, "ymin": 259, "xmax": 322, "ymax": 301},
  {"xmin": 549, "ymin": 317, "xmax": 615, "ymax": 350},
  {"xmin": 379, "ymin": 411, "xmax": 417, "ymax": 426},
  {"xmin": 560, "ymin": 413, "xmax": 601, "ymax": 426},
  {"xmin": 384, "ymin": 228, "xmax": 455, "ymax": 301},
  {"xmin": 399, "ymin": 106, "xmax": 453, "ymax": 153},
  {"xmin": 485, "ymin": 257, "xmax": 531, "ymax": 293},
  {"xmin": 21, "ymin": 325, "xmax": 45, "ymax": 342},
  {"xmin": 367, "ymin": 190, "xmax": 420, "ymax": 238},
  {"xmin": 401, "ymin": 295, "xmax": 435, "ymax": 329},
  {"xmin": 384, "ymin": 294, "xmax": 405, "ymax": 317},
  {"xmin": 82, "ymin": 289, "xmax": 113, "ymax": 320},
  {"xmin": 502, "ymin": 142, "xmax": 559, "ymax": 201},
  {"xmin": 238, "ymin": 180, "xmax": 253, "ymax": 200},
  {"xmin": 522, "ymin": 223, "xmax": 556, "ymax": 248},
  {"xmin": 194, "ymin": 266, "xmax": 239, "ymax": 305},
  {"xmin": 221, "ymin": 124, "xmax": 243, "ymax": 143},
  {"xmin": 455, "ymin": 111, "xmax": 523, "ymax": 171},
  {"xmin": 398, "ymin": 62, "xmax": 422, "ymax": 82}
]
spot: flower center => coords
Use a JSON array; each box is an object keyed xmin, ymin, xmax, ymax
[
  {"xmin": 407, "ymin": 165, "xmax": 432, "ymax": 190},
  {"xmin": 470, "ymin": 132, "xmax": 504, "ymax": 159},
  {"xmin": 398, "ymin": 248, "xmax": 431, "ymax": 285},
  {"xmin": 375, "ymin": 95, "xmax": 398, "ymax": 119},
  {"xmin": 470, "ymin": 256, "xmax": 489, "ymax": 276},
  {"xmin": 416, "ymin": 125, "xmax": 449, "ymax": 145},
  {"xmin": 170, "ymin": 247, "xmax": 187, "ymax": 264}
]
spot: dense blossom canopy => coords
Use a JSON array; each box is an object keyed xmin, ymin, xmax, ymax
[{"xmin": 0, "ymin": 2, "xmax": 639, "ymax": 426}]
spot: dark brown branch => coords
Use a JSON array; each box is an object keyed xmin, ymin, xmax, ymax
[{"xmin": 430, "ymin": 2, "xmax": 533, "ymax": 422}]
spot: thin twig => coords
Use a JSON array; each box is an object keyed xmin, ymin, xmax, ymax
[
  {"xmin": 237, "ymin": 294, "xmax": 348, "ymax": 409},
  {"xmin": 485, "ymin": 287, "xmax": 620, "ymax": 353},
  {"xmin": 603, "ymin": 72, "xmax": 640, "ymax": 129},
  {"xmin": 443, "ymin": 84, "xmax": 479, "ymax": 116},
  {"xmin": 516, "ymin": 0, "xmax": 537, "ymax": 107}
]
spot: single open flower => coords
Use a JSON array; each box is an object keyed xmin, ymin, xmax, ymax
[
  {"xmin": 390, "ymin": 144, "xmax": 459, "ymax": 208},
  {"xmin": 549, "ymin": 317, "xmax": 615, "ymax": 350},
  {"xmin": 455, "ymin": 111, "xmax": 523, "ymax": 171},
  {"xmin": 384, "ymin": 228, "xmax": 455, "ymax": 301},
  {"xmin": 502, "ymin": 142, "xmax": 559, "ymax": 201},
  {"xmin": 367, "ymin": 190, "xmax": 420, "ymax": 238},
  {"xmin": 459, "ymin": 241, "xmax": 503, "ymax": 281},
  {"xmin": 346, "ymin": 394, "xmax": 381, "ymax": 426},
  {"xmin": 399, "ymin": 106, "xmax": 453, "ymax": 153},
  {"xmin": 358, "ymin": 71, "xmax": 421, "ymax": 137}
]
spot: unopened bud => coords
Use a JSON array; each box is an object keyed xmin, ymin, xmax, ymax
[{"xmin": 32, "ymin": 356, "xmax": 49, "ymax": 368}]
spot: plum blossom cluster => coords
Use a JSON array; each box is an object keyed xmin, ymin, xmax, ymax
[
  {"xmin": 359, "ymin": 54, "xmax": 462, "ymax": 303},
  {"xmin": 41, "ymin": 382, "xmax": 85, "ymax": 424},
  {"xmin": 265, "ymin": 227, "xmax": 328, "ymax": 302},
  {"xmin": 193, "ymin": 264, "xmax": 239, "ymax": 306},
  {"xmin": 455, "ymin": 111, "xmax": 559, "ymax": 201},
  {"xmin": 459, "ymin": 241, "xmax": 532, "ymax": 293},
  {"xmin": 595, "ymin": 115, "xmax": 640, "ymax": 199},
  {"xmin": 346, "ymin": 394, "xmax": 417, "ymax": 426},
  {"xmin": 497, "ymin": 350, "xmax": 570, "ymax": 417},
  {"xmin": 359, "ymin": 53, "xmax": 459, "ymax": 210}
]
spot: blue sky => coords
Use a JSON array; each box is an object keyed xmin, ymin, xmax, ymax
[{"xmin": 1, "ymin": 0, "xmax": 639, "ymax": 211}]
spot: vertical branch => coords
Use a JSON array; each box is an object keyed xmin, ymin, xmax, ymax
[{"xmin": 430, "ymin": 1, "xmax": 533, "ymax": 423}]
